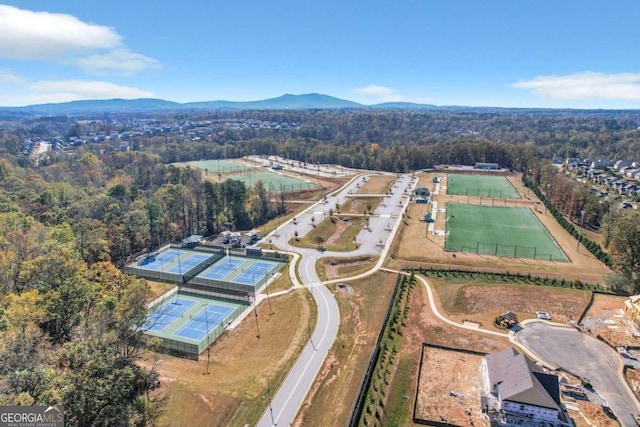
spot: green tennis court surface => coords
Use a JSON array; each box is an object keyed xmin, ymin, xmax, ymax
[
  {"xmin": 447, "ymin": 174, "xmax": 520, "ymax": 199},
  {"xmin": 444, "ymin": 204, "xmax": 567, "ymax": 262}
]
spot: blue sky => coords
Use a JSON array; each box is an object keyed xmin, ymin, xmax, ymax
[{"xmin": 0, "ymin": 0, "xmax": 639, "ymax": 108}]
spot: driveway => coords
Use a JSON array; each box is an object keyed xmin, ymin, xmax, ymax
[{"xmin": 517, "ymin": 322, "xmax": 640, "ymax": 426}]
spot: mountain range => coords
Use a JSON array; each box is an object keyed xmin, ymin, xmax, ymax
[{"xmin": 0, "ymin": 93, "xmax": 636, "ymax": 117}]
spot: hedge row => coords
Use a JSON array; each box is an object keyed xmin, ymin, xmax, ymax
[
  {"xmin": 414, "ymin": 267, "xmax": 612, "ymax": 293},
  {"xmin": 523, "ymin": 176, "xmax": 612, "ymax": 267},
  {"xmin": 358, "ymin": 273, "xmax": 415, "ymax": 427}
]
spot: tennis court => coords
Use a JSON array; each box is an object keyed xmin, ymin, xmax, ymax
[
  {"xmin": 196, "ymin": 256, "xmax": 282, "ymax": 288},
  {"xmin": 146, "ymin": 297, "xmax": 196, "ymax": 332},
  {"xmin": 175, "ymin": 304, "xmax": 234, "ymax": 340},
  {"xmin": 234, "ymin": 262, "xmax": 276, "ymax": 285},
  {"xmin": 198, "ymin": 258, "xmax": 243, "ymax": 280},
  {"xmin": 446, "ymin": 174, "xmax": 520, "ymax": 199},
  {"xmin": 137, "ymin": 249, "xmax": 212, "ymax": 275},
  {"xmin": 444, "ymin": 204, "xmax": 567, "ymax": 261},
  {"xmin": 144, "ymin": 292, "xmax": 248, "ymax": 359}
]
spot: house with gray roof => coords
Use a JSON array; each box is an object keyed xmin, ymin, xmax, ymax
[{"xmin": 482, "ymin": 348, "xmax": 572, "ymax": 427}]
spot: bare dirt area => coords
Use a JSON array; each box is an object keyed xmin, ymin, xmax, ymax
[
  {"xmin": 410, "ymin": 278, "xmax": 510, "ymax": 354},
  {"xmin": 415, "ymin": 347, "xmax": 488, "ymax": 426},
  {"xmin": 294, "ymin": 271, "xmax": 397, "ymax": 427},
  {"xmin": 572, "ymin": 401, "xmax": 620, "ymax": 427},
  {"xmin": 357, "ymin": 174, "xmax": 395, "ymax": 194},
  {"xmin": 580, "ymin": 293, "xmax": 640, "ymax": 347},
  {"xmin": 432, "ymin": 280, "xmax": 592, "ymax": 328},
  {"xmin": 387, "ymin": 172, "xmax": 611, "ymax": 285},
  {"xmin": 140, "ymin": 289, "xmax": 313, "ymax": 427}
]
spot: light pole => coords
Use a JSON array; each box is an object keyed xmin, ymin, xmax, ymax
[{"xmin": 267, "ymin": 376, "xmax": 276, "ymax": 425}]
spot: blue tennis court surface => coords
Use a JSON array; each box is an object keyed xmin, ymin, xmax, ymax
[
  {"xmin": 138, "ymin": 249, "xmax": 182, "ymax": 271},
  {"xmin": 175, "ymin": 304, "xmax": 234, "ymax": 340},
  {"xmin": 199, "ymin": 258, "xmax": 243, "ymax": 280},
  {"xmin": 233, "ymin": 262, "xmax": 274, "ymax": 285},
  {"xmin": 166, "ymin": 253, "xmax": 210, "ymax": 274},
  {"xmin": 146, "ymin": 297, "xmax": 195, "ymax": 331}
]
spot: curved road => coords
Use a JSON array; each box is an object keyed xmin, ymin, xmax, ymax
[{"xmin": 257, "ymin": 172, "xmax": 416, "ymax": 426}]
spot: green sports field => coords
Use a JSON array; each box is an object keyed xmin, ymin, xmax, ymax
[
  {"xmin": 186, "ymin": 159, "xmax": 251, "ymax": 174},
  {"xmin": 229, "ymin": 171, "xmax": 319, "ymax": 193},
  {"xmin": 446, "ymin": 174, "xmax": 520, "ymax": 199},
  {"xmin": 444, "ymin": 204, "xmax": 567, "ymax": 261}
]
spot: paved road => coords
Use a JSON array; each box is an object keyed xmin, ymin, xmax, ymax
[
  {"xmin": 256, "ymin": 172, "xmax": 415, "ymax": 426},
  {"xmin": 518, "ymin": 322, "xmax": 640, "ymax": 427}
]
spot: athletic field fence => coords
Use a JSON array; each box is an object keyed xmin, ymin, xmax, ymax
[{"xmin": 448, "ymin": 241, "xmax": 563, "ymax": 261}]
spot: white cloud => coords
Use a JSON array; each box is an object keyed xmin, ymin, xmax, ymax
[
  {"xmin": 0, "ymin": 5, "xmax": 160, "ymax": 74},
  {"xmin": 352, "ymin": 84, "xmax": 407, "ymax": 102},
  {"xmin": 354, "ymin": 84, "xmax": 395, "ymax": 96},
  {"xmin": 0, "ymin": 71, "xmax": 26, "ymax": 84},
  {"xmin": 0, "ymin": 73, "xmax": 155, "ymax": 105},
  {"xmin": 76, "ymin": 49, "xmax": 162, "ymax": 75},
  {"xmin": 28, "ymin": 80, "xmax": 155, "ymax": 102},
  {"xmin": 512, "ymin": 72, "xmax": 640, "ymax": 101},
  {"xmin": 0, "ymin": 5, "xmax": 120, "ymax": 60}
]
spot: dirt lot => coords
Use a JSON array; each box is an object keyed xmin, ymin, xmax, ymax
[
  {"xmin": 432, "ymin": 280, "xmax": 592, "ymax": 327},
  {"xmin": 357, "ymin": 174, "xmax": 395, "ymax": 194},
  {"xmin": 415, "ymin": 346, "xmax": 488, "ymax": 426},
  {"xmin": 387, "ymin": 172, "xmax": 611, "ymax": 285}
]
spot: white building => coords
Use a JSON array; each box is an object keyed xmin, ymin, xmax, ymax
[{"xmin": 482, "ymin": 348, "xmax": 572, "ymax": 427}]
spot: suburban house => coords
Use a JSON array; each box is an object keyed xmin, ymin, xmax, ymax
[
  {"xmin": 482, "ymin": 348, "xmax": 572, "ymax": 427},
  {"xmin": 614, "ymin": 160, "xmax": 629, "ymax": 170}
]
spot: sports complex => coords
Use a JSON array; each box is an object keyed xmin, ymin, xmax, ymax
[
  {"xmin": 438, "ymin": 173, "xmax": 568, "ymax": 262},
  {"xmin": 125, "ymin": 246, "xmax": 287, "ymax": 359}
]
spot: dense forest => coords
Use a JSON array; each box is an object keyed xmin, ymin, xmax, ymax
[{"xmin": 1, "ymin": 108, "xmax": 640, "ymax": 424}]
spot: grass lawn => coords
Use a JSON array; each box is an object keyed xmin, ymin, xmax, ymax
[
  {"xmin": 315, "ymin": 256, "xmax": 378, "ymax": 282},
  {"xmin": 447, "ymin": 174, "xmax": 520, "ymax": 199},
  {"xmin": 228, "ymin": 171, "xmax": 319, "ymax": 193},
  {"xmin": 294, "ymin": 271, "xmax": 397, "ymax": 426},
  {"xmin": 146, "ymin": 280, "xmax": 176, "ymax": 302},
  {"xmin": 142, "ymin": 287, "xmax": 316, "ymax": 427},
  {"xmin": 293, "ymin": 216, "xmax": 365, "ymax": 252},
  {"xmin": 445, "ymin": 204, "xmax": 567, "ymax": 261}
]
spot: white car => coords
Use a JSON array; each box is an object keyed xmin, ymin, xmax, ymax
[{"xmin": 536, "ymin": 311, "xmax": 551, "ymax": 320}]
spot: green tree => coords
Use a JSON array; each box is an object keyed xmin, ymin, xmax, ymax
[{"xmin": 611, "ymin": 210, "xmax": 640, "ymax": 290}]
